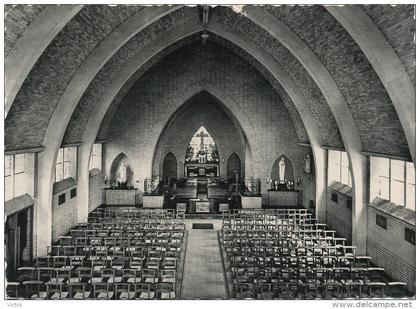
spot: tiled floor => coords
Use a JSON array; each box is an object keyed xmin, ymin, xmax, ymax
[{"xmin": 181, "ymin": 229, "xmax": 228, "ymax": 299}]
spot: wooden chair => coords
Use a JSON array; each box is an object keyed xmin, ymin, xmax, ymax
[
  {"xmin": 156, "ymin": 282, "xmax": 176, "ymax": 300},
  {"xmin": 93, "ymin": 282, "xmax": 114, "ymax": 299},
  {"xmin": 340, "ymin": 268, "xmax": 364, "ymax": 299},
  {"xmin": 256, "ymin": 282, "xmax": 274, "ymax": 299},
  {"xmin": 163, "ymin": 257, "xmax": 177, "ymax": 270},
  {"xmin": 37, "ymin": 267, "xmax": 55, "ymax": 282},
  {"xmin": 69, "ymin": 255, "xmax": 85, "ymax": 269},
  {"xmin": 17, "ymin": 267, "xmax": 37, "ymax": 282},
  {"xmin": 366, "ymin": 268, "xmax": 386, "ymax": 298},
  {"xmin": 123, "ymin": 268, "xmax": 141, "ymax": 284},
  {"xmin": 160, "ymin": 269, "xmax": 176, "ymax": 284},
  {"xmin": 142, "ymin": 268, "xmax": 158, "ymax": 284},
  {"xmin": 134, "ymin": 283, "xmax": 155, "ymax": 299},
  {"xmin": 35, "ymin": 256, "xmax": 53, "ymax": 267},
  {"xmin": 22, "ymin": 280, "xmax": 47, "ymax": 299},
  {"xmin": 48, "ymin": 267, "xmax": 71, "ymax": 284},
  {"xmin": 385, "ymin": 282, "xmax": 408, "ymax": 298},
  {"xmin": 68, "ymin": 282, "xmax": 91, "ymax": 299},
  {"xmin": 46, "ymin": 282, "xmax": 68, "ymax": 299},
  {"xmin": 6, "ymin": 282, "xmax": 20, "ymax": 299},
  {"xmin": 115, "ymin": 283, "xmax": 135, "ymax": 300},
  {"xmin": 52, "ymin": 256, "xmax": 68, "ymax": 268},
  {"xmin": 233, "ymin": 282, "xmax": 255, "ymax": 299}
]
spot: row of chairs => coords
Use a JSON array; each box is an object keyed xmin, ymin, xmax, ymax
[
  {"xmin": 89, "ymin": 208, "xmax": 180, "ymax": 220},
  {"xmin": 47, "ymin": 243, "xmax": 182, "ymax": 256},
  {"xmin": 7, "ymin": 207, "xmax": 185, "ymax": 299},
  {"xmin": 7, "ymin": 281, "xmax": 175, "ymax": 300},
  {"xmin": 222, "ymin": 209, "xmax": 408, "ymax": 299},
  {"xmin": 16, "ymin": 267, "xmax": 176, "ymax": 284},
  {"xmin": 30, "ymin": 255, "xmax": 177, "ymax": 271}
]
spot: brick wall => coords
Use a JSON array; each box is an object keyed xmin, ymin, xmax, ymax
[
  {"xmin": 326, "ymin": 186, "xmax": 352, "ymax": 242},
  {"xmin": 367, "ymin": 205, "xmax": 416, "ymax": 293},
  {"xmin": 4, "ymin": 4, "xmax": 45, "ymax": 57},
  {"xmin": 51, "ymin": 181, "xmax": 78, "ymax": 243},
  {"xmin": 88, "ymin": 168, "xmax": 103, "ymax": 213}
]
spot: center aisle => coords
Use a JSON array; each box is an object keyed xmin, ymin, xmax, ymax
[{"xmin": 181, "ymin": 228, "xmax": 228, "ymax": 299}]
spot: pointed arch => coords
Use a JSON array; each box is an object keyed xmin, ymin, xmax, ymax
[
  {"xmin": 109, "ymin": 152, "xmax": 134, "ymax": 187},
  {"xmin": 162, "ymin": 152, "xmax": 177, "ymax": 184},
  {"xmin": 271, "ymin": 155, "xmax": 294, "ymax": 181},
  {"xmin": 227, "ymin": 152, "xmax": 242, "ymax": 181}
]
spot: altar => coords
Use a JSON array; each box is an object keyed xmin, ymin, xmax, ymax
[
  {"xmin": 184, "ymin": 163, "xmax": 219, "ymax": 177},
  {"xmin": 143, "ymin": 194, "xmax": 164, "ymax": 208},
  {"xmin": 105, "ymin": 188, "xmax": 137, "ymax": 206},
  {"xmin": 268, "ymin": 190, "xmax": 301, "ymax": 208}
]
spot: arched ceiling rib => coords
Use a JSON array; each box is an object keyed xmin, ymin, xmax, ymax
[
  {"xmin": 326, "ymin": 5, "xmax": 415, "ymax": 162},
  {"xmin": 262, "ymin": 5, "xmax": 411, "ymax": 158},
  {"xmin": 5, "ymin": 5, "xmax": 145, "ymax": 150}
]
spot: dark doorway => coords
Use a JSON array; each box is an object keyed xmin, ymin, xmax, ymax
[
  {"xmin": 5, "ymin": 207, "xmax": 32, "ymax": 281},
  {"xmin": 163, "ymin": 152, "xmax": 177, "ymax": 185},
  {"xmin": 227, "ymin": 153, "xmax": 241, "ymax": 182}
]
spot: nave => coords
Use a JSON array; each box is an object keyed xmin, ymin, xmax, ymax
[
  {"xmin": 3, "ymin": 3, "xmax": 416, "ymax": 303},
  {"xmin": 5, "ymin": 206, "xmax": 412, "ymax": 300}
]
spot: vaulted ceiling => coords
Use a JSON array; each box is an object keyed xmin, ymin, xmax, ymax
[{"xmin": 5, "ymin": 5, "xmax": 415, "ymax": 162}]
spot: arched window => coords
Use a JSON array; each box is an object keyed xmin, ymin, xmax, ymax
[{"xmin": 185, "ymin": 126, "xmax": 219, "ymax": 164}]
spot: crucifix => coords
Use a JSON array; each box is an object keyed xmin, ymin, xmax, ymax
[{"xmin": 196, "ymin": 130, "xmax": 209, "ymax": 151}]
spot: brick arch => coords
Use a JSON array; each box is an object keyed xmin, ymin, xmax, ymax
[{"xmin": 151, "ymin": 87, "xmax": 252, "ymax": 181}]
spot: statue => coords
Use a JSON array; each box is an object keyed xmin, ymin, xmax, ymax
[
  {"xmin": 279, "ymin": 157, "xmax": 286, "ymax": 184},
  {"xmin": 116, "ymin": 162, "xmax": 127, "ymax": 187},
  {"xmin": 304, "ymin": 154, "xmax": 311, "ymax": 174}
]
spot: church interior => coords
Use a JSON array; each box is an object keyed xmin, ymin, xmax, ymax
[{"xmin": 3, "ymin": 4, "xmax": 416, "ymax": 300}]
